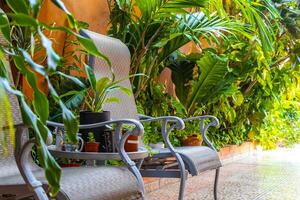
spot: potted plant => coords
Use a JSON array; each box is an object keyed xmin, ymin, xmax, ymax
[
  {"xmin": 181, "ymin": 134, "xmax": 203, "ymax": 146},
  {"xmin": 58, "ymin": 158, "xmax": 82, "ymax": 168},
  {"xmin": 122, "ymin": 125, "xmax": 139, "ymax": 152},
  {"xmin": 143, "ymin": 122, "xmax": 165, "ymax": 149},
  {"xmin": 85, "ymin": 132, "xmax": 100, "ymax": 152},
  {"xmin": 66, "ymin": 66, "xmax": 135, "ymax": 149},
  {"xmin": 180, "ymin": 122, "xmax": 203, "ymax": 146},
  {"xmin": 63, "ymin": 134, "xmax": 84, "ymax": 152}
]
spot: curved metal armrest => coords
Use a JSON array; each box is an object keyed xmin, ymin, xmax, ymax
[
  {"xmin": 47, "ymin": 119, "xmax": 144, "ymax": 155},
  {"xmin": 139, "ymin": 115, "xmax": 185, "ymax": 154},
  {"xmin": 183, "ymin": 115, "xmax": 219, "ymax": 151},
  {"xmin": 47, "ymin": 119, "xmax": 143, "ymax": 134},
  {"xmin": 15, "ymin": 126, "xmax": 49, "ymax": 200},
  {"xmin": 47, "ymin": 119, "xmax": 146, "ymax": 194},
  {"xmin": 46, "ymin": 119, "xmax": 144, "ymax": 165}
]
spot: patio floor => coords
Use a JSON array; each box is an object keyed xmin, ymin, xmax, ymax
[{"xmin": 147, "ymin": 144, "xmax": 300, "ymax": 200}]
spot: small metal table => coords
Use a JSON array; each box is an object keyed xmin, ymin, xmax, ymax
[{"xmin": 48, "ymin": 145, "xmax": 149, "ymax": 161}]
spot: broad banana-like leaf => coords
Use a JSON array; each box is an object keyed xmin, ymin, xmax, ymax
[
  {"xmin": 0, "ymin": 9, "xmax": 11, "ymax": 42},
  {"xmin": 96, "ymin": 77, "xmax": 111, "ymax": 94},
  {"xmin": 187, "ymin": 52, "xmax": 229, "ymax": 113},
  {"xmin": 167, "ymin": 54, "xmax": 196, "ymax": 104}
]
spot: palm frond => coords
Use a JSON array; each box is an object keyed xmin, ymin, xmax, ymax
[{"xmin": 157, "ymin": 12, "xmax": 246, "ymax": 63}]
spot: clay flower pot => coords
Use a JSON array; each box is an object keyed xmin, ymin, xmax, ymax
[
  {"xmin": 85, "ymin": 142, "xmax": 100, "ymax": 152},
  {"xmin": 125, "ymin": 135, "xmax": 139, "ymax": 152},
  {"xmin": 61, "ymin": 163, "xmax": 81, "ymax": 168},
  {"xmin": 79, "ymin": 111, "xmax": 109, "ymax": 139},
  {"xmin": 182, "ymin": 135, "xmax": 202, "ymax": 146}
]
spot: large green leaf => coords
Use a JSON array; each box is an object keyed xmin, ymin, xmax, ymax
[
  {"xmin": 167, "ymin": 54, "xmax": 196, "ymax": 104},
  {"xmin": 96, "ymin": 77, "xmax": 111, "ymax": 94},
  {"xmin": 13, "ymin": 55, "xmax": 49, "ymax": 123},
  {"xmin": 38, "ymin": 28, "xmax": 61, "ymax": 72},
  {"xmin": 56, "ymin": 72, "xmax": 85, "ymax": 88},
  {"xmin": 60, "ymin": 90, "xmax": 85, "ymax": 109},
  {"xmin": 0, "ymin": 9, "xmax": 11, "ymax": 43},
  {"xmin": 6, "ymin": 0, "xmax": 29, "ymax": 14},
  {"xmin": 8, "ymin": 13, "xmax": 38, "ymax": 27},
  {"xmin": 85, "ymin": 64, "xmax": 96, "ymax": 90},
  {"xmin": 46, "ymin": 80, "xmax": 78, "ymax": 143},
  {"xmin": 0, "ymin": 49, "xmax": 9, "ymax": 78},
  {"xmin": 187, "ymin": 52, "xmax": 229, "ymax": 113},
  {"xmin": 77, "ymin": 35, "xmax": 111, "ymax": 67}
]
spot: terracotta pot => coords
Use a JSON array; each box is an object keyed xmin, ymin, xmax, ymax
[
  {"xmin": 61, "ymin": 163, "xmax": 81, "ymax": 168},
  {"xmin": 80, "ymin": 111, "xmax": 112, "ymax": 152},
  {"xmin": 85, "ymin": 142, "xmax": 100, "ymax": 152},
  {"xmin": 125, "ymin": 135, "xmax": 139, "ymax": 152},
  {"xmin": 182, "ymin": 135, "xmax": 202, "ymax": 146}
]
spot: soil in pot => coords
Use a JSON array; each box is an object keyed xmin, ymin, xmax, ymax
[
  {"xmin": 182, "ymin": 135, "xmax": 203, "ymax": 146},
  {"xmin": 125, "ymin": 135, "xmax": 139, "ymax": 152},
  {"xmin": 80, "ymin": 111, "xmax": 112, "ymax": 152},
  {"xmin": 85, "ymin": 142, "xmax": 100, "ymax": 152}
]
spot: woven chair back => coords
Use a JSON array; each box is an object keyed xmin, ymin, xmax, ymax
[{"xmin": 81, "ymin": 30, "xmax": 139, "ymax": 120}]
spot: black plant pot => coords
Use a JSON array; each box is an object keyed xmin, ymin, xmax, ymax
[{"xmin": 79, "ymin": 111, "xmax": 112, "ymax": 152}]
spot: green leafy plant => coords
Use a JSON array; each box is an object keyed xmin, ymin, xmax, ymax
[
  {"xmin": 0, "ymin": 0, "xmax": 108, "ymax": 196},
  {"xmin": 134, "ymin": 0, "xmax": 300, "ymax": 151},
  {"xmin": 87, "ymin": 132, "xmax": 96, "ymax": 143},
  {"xmin": 108, "ymin": 0, "xmax": 246, "ymax": 98},
  {"xmin": 62, "ymin": 65, "xmax": 138, "ymax": 113},
  {"xmin": 83, "ymin": 71, "xmax": 132, "ymax": 112}
]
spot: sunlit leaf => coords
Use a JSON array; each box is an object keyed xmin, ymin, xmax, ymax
[{"xmin": 0, "ymin": 9, "xmax": 11, "ymax": 42}]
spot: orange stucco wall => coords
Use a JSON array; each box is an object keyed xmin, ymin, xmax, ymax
[{"xmin": 39, "ymin": 0, "xmax": 111, "ymax": 52}]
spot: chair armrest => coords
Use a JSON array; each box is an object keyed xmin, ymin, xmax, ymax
[
  {"xmin": 46, "ymin": 119, "xmax": 144, "ymax": 166},
  {"xmin": 137, "ymin": 114, "xmax": 153, "ymax": 120},
  {"xmin": 47, "ymin": 119, "xmax": 145, "ymax": 195},
  {"xmin": 139, "ymin": 115, "xmax": 185, "ymax": 155},
  {"xmin": 183, "ymin": 115, "xmax": 219, "ymax": 151},
  {"xmin": 15, "ymin": 126, "xmax": 49, "ymax": 200}
]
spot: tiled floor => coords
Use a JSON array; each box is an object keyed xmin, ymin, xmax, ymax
[{"xmin": 147, "ymin": 145, "xmax": 300, "ymax": 200}]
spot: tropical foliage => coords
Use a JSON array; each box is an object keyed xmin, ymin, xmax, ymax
[
  {"xmin": 61, "ymin": 65, "xmax": 134, "ymax": 113},
  {"xmin": 108, "ymin": 0, "xmax": 246, "ymax": 97},
  {"xmin": 109, "ymin": 0, "xmax": 300, "ymax": 150}
]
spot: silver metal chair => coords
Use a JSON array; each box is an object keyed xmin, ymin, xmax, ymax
[
  {"xmin": 81, "ymin": 29, "xmax": 222, "ymax": 200},
  {"xmin": 0, "ymin": 33, "xmax": 147, "ymax": 200}
]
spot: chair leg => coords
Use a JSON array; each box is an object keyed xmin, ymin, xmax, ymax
[
  {"xmin": 175, "ymin": 153, "xmax": 186, "ymax": 200},
  {"xmin": 214, "ymin": 168, "xmax": 220, "ymax": 200},
  {"xmin": 178, "ymin": 172, "xmax": 186, "ymax": 200}
]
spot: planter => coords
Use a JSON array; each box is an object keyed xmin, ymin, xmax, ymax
[
  {"xmin": 85, "ymin": 142, "xmax": 100, "ymax": 152},
  {"xmin": 79, "ymin": 111, "xmax": 111, "ymax": 152},
  {"xmin": 60, "ymin": 163, "xmax": 81, "ymax": 168},
  {"xmin": 125, "ymin": 135, "xmax": 139, "ymax": 152},
  {"xmin": 182, "ymin": 135, "xmax": 202, "ymax": 146}
]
